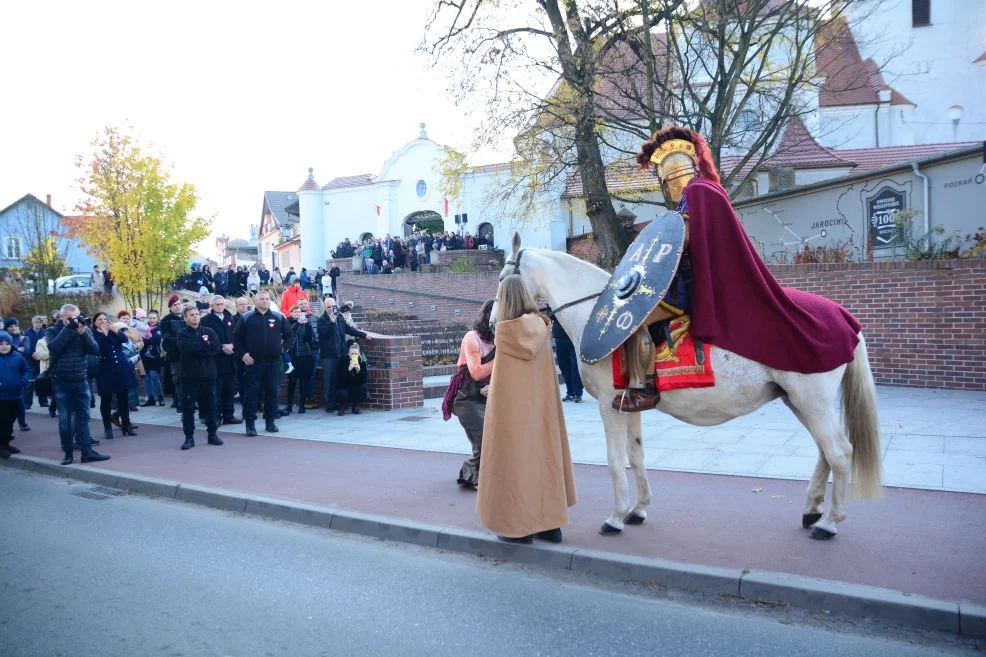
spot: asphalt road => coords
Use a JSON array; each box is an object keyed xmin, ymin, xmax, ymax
[{"xmin": 0, "ymin": 469, "xmax": 977, "ymax": 657}]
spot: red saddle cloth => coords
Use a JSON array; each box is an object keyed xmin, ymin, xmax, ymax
[{"xmin": 612, "ymin": 316, "xmax": 715, "ymax": 392}]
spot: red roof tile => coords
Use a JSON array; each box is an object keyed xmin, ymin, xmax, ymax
[
  {"xmin": 766, "ymin": 116, "xmax": 854, "ymax": 168},
  {"xmin": 816, "ymin": 17, "xmax": 911, "ymax": 107},
  {"xmin": 321, "ymin": 174, "xmax": 375, "ymax": 190},
  {"xmin": 833, "ymin": 141, "xmax": 981, "ymax": 171},
  {"xmin": 298, "ymin": 167, "xmax": 319, "ymax": 191}
]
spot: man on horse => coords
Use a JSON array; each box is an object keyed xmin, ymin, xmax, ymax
[{"xmin": 598, "ymin": 126, "xmax": 862, "ymax": 413}]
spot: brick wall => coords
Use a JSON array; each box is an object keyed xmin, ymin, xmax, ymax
[
  {"xmin": 769, "ymin": 260, "xmax": 985, "ymax": 390},
  {"xmin": 568, "ymin": 239, "xmax": 985, "ymax": 389},
  {"xmin": 276, "ymin": 336, "xmax": 424, "ymax": 410},
  {"xmin": 360, "ymin": 335, "xmax": 424, "ymax": 409},
  {"xmin": 336, "ymin": 272, "xmax": 500, "ymax": 326},
  {"xmin": 326, "ymin": 249, "xmax": 504, "ymax": 274}
]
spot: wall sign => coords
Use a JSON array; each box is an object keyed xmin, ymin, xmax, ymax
[
  {"xmin": 416, "ymin": 180, "xmax": 428, "ymax": 199},
  {"xmin": 866, "ymin": 186, "xmax": 905, "ymax": 249}
]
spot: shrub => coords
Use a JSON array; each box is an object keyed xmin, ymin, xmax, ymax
[{"xmin": 448, "ymin": 259, "xmax": 476, "ymax": 273}]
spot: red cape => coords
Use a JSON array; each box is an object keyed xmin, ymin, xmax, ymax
[{"xmin": 683, "ymin": 179, "xmax": 860, "ymax": 374}]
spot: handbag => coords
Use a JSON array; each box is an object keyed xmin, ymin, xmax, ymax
[{"xmin": 34, "ymin": 369, "xmax": 53, "ymax": 398}]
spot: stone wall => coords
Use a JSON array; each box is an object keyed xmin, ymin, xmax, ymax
[{"xmin": 336, "ymin": 272, "xmax": 499, "ymax": 326}]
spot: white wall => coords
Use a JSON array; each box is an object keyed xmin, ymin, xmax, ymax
[{"xmin": 847, "ymin": 0, "xmax": 986, "ymax": 145}]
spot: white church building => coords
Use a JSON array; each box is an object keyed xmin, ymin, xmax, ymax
[{"xmin": 291, "ymin": 124, "xmax": 561, "ymax": 269}]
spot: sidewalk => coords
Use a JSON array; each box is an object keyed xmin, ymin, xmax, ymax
[
  {"xmin": 7, "ymin": 386, "xmax": 986, "ymax": 635},
  {"xmin": 33, "ymin": 384, "xmax": 985, "ymax": 493}
]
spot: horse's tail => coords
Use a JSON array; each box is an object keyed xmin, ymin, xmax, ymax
[{"xmin": 842, "ymin": 334, "xmax": 883, "ymax": 500}]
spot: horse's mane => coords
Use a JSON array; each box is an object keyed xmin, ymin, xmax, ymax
[{"xmin": 511, "ymin": 247, "xmax": 610, "ymax": 279}]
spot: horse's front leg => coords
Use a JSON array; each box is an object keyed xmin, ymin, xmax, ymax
[
  {"xmin": 624, "ymin": 411, "xmax": 652, "ymax": 525},
  {"xmin": 599, "ymin": 404, "xmax": 632, "ymax": 535}
]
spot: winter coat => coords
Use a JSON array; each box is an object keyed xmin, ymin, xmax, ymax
[
  {"xmin": 200, "ymin": 310, "xmax": 237, "ymax": 375},
  {"xmin": 272, "ymin": 269, "xmax": 283, "ymax": 285},
  {"xmin": 247, "ymin": 271, "xmax": 260, "ymax": 291},
  {"xmin": 279, "ymin": 285, "xmax": 308, "ymax": 316},
  {"xmin": 34, "ymin": 337, "xmax": 50, "ymax": 374},
  {"xmin": 45, "ymin": 322, "xmax": 99, "ymax": 382},
  {"xmin": 316, "ymin": 312, "xmax": 366, "ymax": 360},
  {"xmin": 287, "ymin": 317, "xmax": 317, "ymax": 358},
  {"xmin": 159, "ymin": 311, "xmax": 185, "ymax": 363},
  {"xmin": 0, "ymin": 341, "xmax": 30, "ymax": 401},
  {"xmin": 335, "ymin": 353, "xmax": 368, "ymax": 393},
  {"xmin": 233, "ymin": 308, "xmax": 292, "ymax": 362},
  {"xmin": 477, "ymin": 313, "xmax": 576, "ymax": 538},
  {"xmin": 140, "ymin": 325, "xmax": 163, "ymax": 371},
  {"xmin": 177, "ymin": 324, "xmax": 220, "ymax": 379},
  {"xmin": 94, "ymin": 330, "xmax": 139, "ymax": 395},
  {"xmin": 259, "ymin": 268, "xmax": 270, "ymax": 285}
]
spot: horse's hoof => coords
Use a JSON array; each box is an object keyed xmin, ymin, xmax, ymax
[
  {"xmin": 623, "ymin": 512, "xmax": 646, "ymax": 525},
  {"xmin": 809, "ymin": 526, "xmax": 836, "ymax": 540},
  {"xmin": 802, "ymin": 513, "xmax": 822, "ymax": 529},
  {"xmin": 599, "ymin": 522, "xmax": 623, "ymax": 536}
]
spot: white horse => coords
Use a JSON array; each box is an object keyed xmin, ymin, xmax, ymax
[{"xmin": 496, "ymin": 233, "xmax": 882, "ymax": 540}]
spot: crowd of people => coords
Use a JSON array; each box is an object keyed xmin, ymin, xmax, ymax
[
  {"xmin": 332, "ymin": 229, "xmax": 492, "ymax": 274},
  {"xmin": 0, "ymin": 289, "xmax": 373, "ymax": 461},
  {"xmin": 173, "ymin": 263, "xmax": 341, "ymax": 299}
]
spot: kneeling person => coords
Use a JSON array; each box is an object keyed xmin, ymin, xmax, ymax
[
  {"xmin": 334, "ymin": 343, "xmax": 368, "ymax": 416},
  {"xmin": 177, "ymin": 304, "xmax": 223, "ymax": 450}
]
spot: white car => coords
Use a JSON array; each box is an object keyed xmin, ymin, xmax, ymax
[{"xmin": 50, "ymin": 275, "xmax": 95, "ymax": 296}]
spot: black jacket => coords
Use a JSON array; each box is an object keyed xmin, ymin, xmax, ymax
[
  {"xmin": 233, "ymin": 308, "xmax": 292, "ymax": 362},
  {"xmin": 316, "ymin": 312, "xmax": 366, "ymax": 359},
  {"xmin": 335, "ymin": 354, "xmax": 368, "ymax": 391},
  {"xmin": 177, "ymin": 324, "xmax": 220, "ymax": 379},
  {"xmin": 200, "ymin": 309, "xmax": 237, "ymax": 375},
  {"xmin": 287, "ymin": 317, "xmax": 318, "ymax": 358},
  {"xmin": 45, "ymin": 322, "xmax": 99, "ymax": 382},
  {"xmin": 160, "ymin": 311, "xmax": 185, "ymax": 363}
]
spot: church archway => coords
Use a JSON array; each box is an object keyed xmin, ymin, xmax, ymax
[{"xmin": 404, "ymin": 210, "xmax": 444, "ymax": 236}]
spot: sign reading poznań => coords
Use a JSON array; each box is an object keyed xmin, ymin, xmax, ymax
[{"xmin": 867, "ymin": 186, "xmax": 906, "ymax": 249}]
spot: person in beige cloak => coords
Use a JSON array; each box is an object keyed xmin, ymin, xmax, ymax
[{"xmin": 477, "ymin": 274, "xmax": 577, "ymax": 544}]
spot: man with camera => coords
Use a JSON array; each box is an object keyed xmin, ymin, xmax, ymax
[
  {"xmin": 317, "ymin": 297, "xmax": 371, "ymax": 413},
  {"xmin": 45, "ymin": 304, "xmax": 110, "ymax": 465}
]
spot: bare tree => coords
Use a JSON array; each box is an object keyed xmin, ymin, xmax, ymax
[{"xmin": 425, "ymin": 0, "xmax": 886, "ymax": 264}]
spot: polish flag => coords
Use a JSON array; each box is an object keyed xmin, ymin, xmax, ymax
[
  {"xmin": 375, "ymin": 203, "xmax": 381, "ymax": 216},
  {"xmin": 444, "ymin": 198, "xmax": 449, "ymax": 217}
]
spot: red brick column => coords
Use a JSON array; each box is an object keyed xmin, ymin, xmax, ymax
[{"xmin": 360, "ymin": 335, "xmax": 424, "ymax": 410}]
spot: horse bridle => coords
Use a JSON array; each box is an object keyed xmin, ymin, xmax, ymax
[{"xmin": 504, "ymin": 248, "xmax": 601, "ymax": 320}]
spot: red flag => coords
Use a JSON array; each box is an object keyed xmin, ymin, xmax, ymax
[
  {"xmin": 444, "ymin": 198, "xmax": 449, "ymax": 217},
  {"xmin": 375, "ymin": 204, "xmax": 381, "ymax": 216}
]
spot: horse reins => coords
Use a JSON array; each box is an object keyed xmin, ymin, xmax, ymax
[{"xmin": 504, "ymin": 248, "xmax": 601, "ymax": 320}]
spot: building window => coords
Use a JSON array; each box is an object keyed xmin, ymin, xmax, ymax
[
  {"xmin": 912, "ymin": 0, "xmax": 930, "ymax": 26},
  {"xmin": 5, "ymin": 236, "xmax": 22, "ymax": 259},
  {"xmin": 737, "ymin": 109, "xmax": 760, "ymax": 131}
]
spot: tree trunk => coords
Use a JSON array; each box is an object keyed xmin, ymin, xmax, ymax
[{"xmin": 573, "ymin": 119, "xmax": 630, "ymax": 268}]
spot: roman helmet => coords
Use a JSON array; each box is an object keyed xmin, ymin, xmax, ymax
[{"xmin": 649, "ymin": 139, "xmax": 698, "ymax": 209}]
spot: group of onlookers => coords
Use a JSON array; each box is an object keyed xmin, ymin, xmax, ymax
[
  {"xmin": 175, "ymin": 263, "xmax": 341, "ymax": 300},
  {"xmin": 333, "ymin": 229, "xmax": 493, "ymax": 275},
  {"xmin": 1, "ymin": 287, "xmax": 374, "ymax": 460}
]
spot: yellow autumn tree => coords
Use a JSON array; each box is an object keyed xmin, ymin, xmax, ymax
[{"xmin": 74, "ymin": 126, "xmax": 211, "ymax": 311}]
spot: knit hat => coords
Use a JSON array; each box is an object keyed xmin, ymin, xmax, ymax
[
  {"xmin": 167, "ymin": 294, "xmax": 182, "ymax": 307},
  {"xmin": 0, "ymin": 330, "xmax": 11, "ymax": 345},
  {"xmin": 4, "ymin": 317, "xmax": 18, "ymax": 329},
  {"xmin": 116, "ymin": 310, "xmax": 131, "ymax": 319},
  {"xmin": 135, "ymin": 308, "xmax": 147, "ymax": 320}
]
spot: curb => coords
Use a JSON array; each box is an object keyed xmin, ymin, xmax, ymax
[{"xmin": 5, "ymin": 454, "xmax": 984, "ymax": 638}]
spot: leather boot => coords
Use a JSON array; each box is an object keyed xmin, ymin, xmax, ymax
[
  {"xmin": 207, "ymin": 433, "xmax": 223, "ymax": 446},
  {"xmin": 245, "ymin": 422, "xmax": 258, "ymax": 437},
  {"xmin": 61, "ymin": 452, "xmax": 74, "ymax": 465},
  {"xmin": 104, "ymin": 427, "xmax": 114, "ymax": 440},
  {"xmin": 611, "ymin": 379, "xmax": 660, "ymax": 413},
  {"xmin": 141, "ymin": 398, "xmax": 156, "ymax": 407},
  {"xmin": 181, "ymin": 437, "xmax": 195, "ymax": 450}
]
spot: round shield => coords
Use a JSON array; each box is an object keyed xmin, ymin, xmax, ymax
[{"xmin": 579, "ymin": 211, "xmax": 686, "ymax": 364}]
